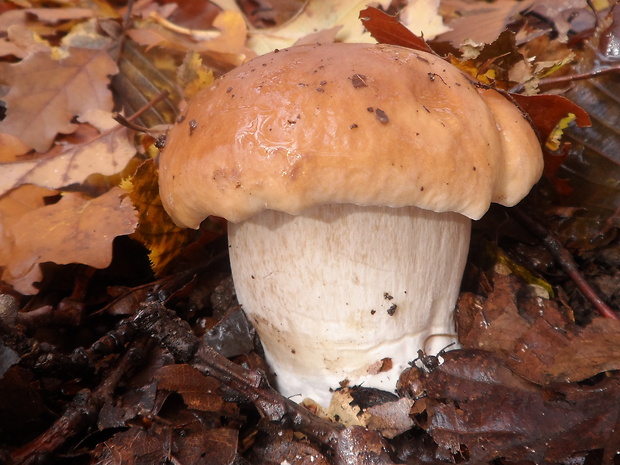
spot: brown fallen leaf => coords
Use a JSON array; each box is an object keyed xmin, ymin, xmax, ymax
[
  {"xmin": 1, "ymin": 186, "xmax": 138, "ymax": 294},
  {"xmin": 0, "ymin": 184, "xmax": 58, "ymax": 263},
  {"xmin": 0, "ymin": 47, "xmax": 118, "ymax": 152},
  {"xmin": 99, "ymin": 423, "xmax": 238, "ymax": 465},
  {"xmin": 397, "ymin": 349, "xmax": 620, "ymax": 464},
  {"xmin": 359, "ymin": 6, "xmax": 436, "ymax": 54},
  {"xmin": 0, "ymin": 7, "xmax": 95, "ymax": 34},
  {"xmin": 127, "ymin": 9, "xmax": 253, "ymax": 69},
  {"xmin": 457, "ymin": 272, "xmax": 620, "ymax": 385}
]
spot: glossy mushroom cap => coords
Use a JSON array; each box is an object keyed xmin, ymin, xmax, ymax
[{"xmin": 159, "ymin": 42, "xmax": 542, "ymax": 228}]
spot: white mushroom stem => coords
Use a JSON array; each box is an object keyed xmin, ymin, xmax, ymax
[{"xmin": 228, "ymin": 204, "xmax": 471, "ymax": 406}]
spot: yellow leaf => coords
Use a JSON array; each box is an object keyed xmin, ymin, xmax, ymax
[
  {"xmin": 546, "ymin": 113, "xmax": 576, "ymax": 152},
  {"xmin": 177, "ymin": 51, "xmax": 214, "ymax": 101},
  {"xmin": 123, "ymin": 159, "xmax": 195, "ymax": 275}
]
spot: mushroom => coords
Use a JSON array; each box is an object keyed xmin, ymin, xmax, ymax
[{"xmin": 158, "ymin": 43, "xmax": 543, "ymax": 406}]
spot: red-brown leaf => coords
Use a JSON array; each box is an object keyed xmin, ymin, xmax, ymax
[{"xmin": 358, "ymin": 7, "xmax": 435, "ymax": 55}]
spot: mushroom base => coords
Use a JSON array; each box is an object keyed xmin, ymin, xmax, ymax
[{"xmin": 228, "ymin": 204, "xmax": 471, "ymax": 406}]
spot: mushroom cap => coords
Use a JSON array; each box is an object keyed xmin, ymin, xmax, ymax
[{"xmin": 159, "ymin": 43, "xmax": 542, "ymax": 228}]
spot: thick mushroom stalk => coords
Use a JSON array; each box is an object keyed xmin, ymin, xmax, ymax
[{"xmin": 229, "ymin": 204, "xmax": 470, "ymax": 404}]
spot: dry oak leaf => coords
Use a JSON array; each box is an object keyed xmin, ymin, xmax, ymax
[
  {"xmin": 456, "ymin": 272, "xmax": 620, "ymax": 385},
  {"xmin": 398, "ymin": 350, "xmax": 620, "ymax": 464},
  {"xmin": 0, "ymin": 184, "xmax": 58, "ymax": 266},
  {"xmin": 0, "ymin": 110, "xmax": 136, "ymax": 197},
  {"xmin": 0, "ymin": 7, "xmax": 94, "ymax": 34},
  {"xmin": 2, "ymin": 186, "xmax": 137, "ymax": 295},
  {"xmin": 0, "ymin": 47, "xmax": 118, "ymax": 153}
]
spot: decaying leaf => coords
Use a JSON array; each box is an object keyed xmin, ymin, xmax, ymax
[
  {"xmin": 177, "ymin": 50, "xmax": 215, "ymax": 100},
  {"xmin": 457, "ymin": 272, "xmax": 620, "ymax": 385},
  {"xmin": 398, "ymin": 349, "xmax": 620, "ymax": 463},
  {"xmin": 308, "ymin": 387, "xmax": 414, "ymax": 439},
  {"xmin": 0, "ymin": 47, "xmax": 118, "ymax": 152},
  {"xmin": 1, "ymin": 186, "xmax": 138, "ymax": 294}
]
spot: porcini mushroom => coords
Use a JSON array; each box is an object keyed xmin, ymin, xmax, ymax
[{"xmin": 158, "ymin": 43, "xmax": 543, "ymax": 406}]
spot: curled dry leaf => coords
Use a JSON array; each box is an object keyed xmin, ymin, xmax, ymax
[
  {"xmin": 359, "ymin": 6, "xmax": 436, "ymax": 54},
  {"xmin": 1, "ymin": 186, "xmax": 138, "ymax": 294},
  {"xmin": 0, "ymin": 47, "xmax": 118, "ymax": 153}
]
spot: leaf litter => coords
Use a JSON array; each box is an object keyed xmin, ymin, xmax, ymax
[{"xmin": 0, "ymin": 1, "xmax": 619, "ymax": 464}]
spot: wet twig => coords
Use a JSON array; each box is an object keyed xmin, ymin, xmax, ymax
[{"xmin": 511, "ymin": 206, "xmax": 619, "ymax": 320}]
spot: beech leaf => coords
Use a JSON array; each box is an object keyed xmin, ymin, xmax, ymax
[
  {"xmin": 2, "ymin": 187, "xmax": 137, "ymax": 294},
  {"xmin": 0, "ymin": 47, "xmax": 118, "ymax": 152}
]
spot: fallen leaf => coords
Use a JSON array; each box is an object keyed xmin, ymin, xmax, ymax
[
  {"xmin": 155, "ymin": 364, "xmax": 224, "ymax": 412},
  {"xmin": 0, "ymin": 47, "xmax": 118, "ymax": 152},
  {"xmin": 0, "ymin": 184, "xmax": 58, "ymax": 266},
  {"xmin": 437, "ymin": 0, "xmax": 531, "ymax": 45},
  {"xmin": 0, "ymin": 7, "xmax": 94, "ymax": 34},
  {"xmin": 1, "ymin": 186, "xmax": 138, "ymax": 294},
  {"xmin": 398, "ymin": 349, "xmax": 620, "ymax": 463},
  {"xmin": 127, "ymin": 9, "xmax": 253, "ymax": 68},
  {"xmin": 456, "ymin": 272, "xmax": 620, "ymax": 385},
  {"xmin": 123, "ymin": 159, "xmax": 195, "ymax": 275},
  {"xmin": 511, "ymin": 93, "xmax": 592, "ymax": 146},
  {"xmin": 0, "ymin": 110, "xmax": 136, "ymax": 197},
  {"xmin": 359, "ymin": 6, "xmax": 436, "ymax": 54}
]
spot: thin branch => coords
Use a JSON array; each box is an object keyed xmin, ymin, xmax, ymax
[{"xmin": 511, "ymin": 206, "xmax": 619, "ymax": 320}]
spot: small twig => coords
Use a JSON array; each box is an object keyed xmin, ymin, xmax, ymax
[
  {"xmin": 511, "ymin": 207, "xmax": 619, "ymax": 320},
  {"xmin": 113, "ymin": 90, "xmax": 170, "ymax": 127},
  {"xmin": 510, "ymin": 63, "xmax": 620, "ymax": 93},
  {"xmin": 192, "ymin": 343, "xmax": 343, "ymax": 446}
]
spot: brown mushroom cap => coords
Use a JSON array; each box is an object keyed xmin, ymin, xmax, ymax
[{"xmin": 159, "ymin": 43, "xmax": 542, "ymax": 228}]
